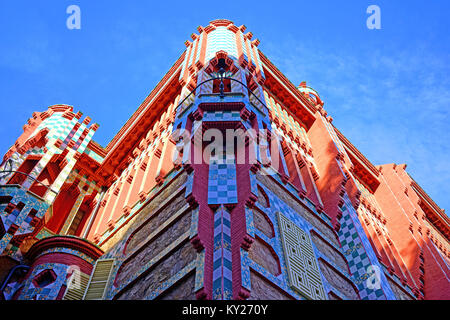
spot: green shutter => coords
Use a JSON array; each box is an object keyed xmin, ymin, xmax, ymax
[
  {"xmin": 63, "ymin": 271, "xmax": 90, "ymax": 300},
  {"xmin": 83, "ymin": 259, "xmax": 115, "ymax": 300}
]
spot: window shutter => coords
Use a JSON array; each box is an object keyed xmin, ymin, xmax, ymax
[
  {"xmin": 83, "ymin": 259, "xmax": 115, "ymax": 300},
  {"xmin": 63, "ymin": 271, "xmax": 90, "ymax": 300}
]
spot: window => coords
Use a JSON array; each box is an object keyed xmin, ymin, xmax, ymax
[{"xmin": 32, "ymin": 269, "xmax": 57, "ymax": 288}]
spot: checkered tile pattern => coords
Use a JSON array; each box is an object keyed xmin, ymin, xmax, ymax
[
  {"xmin": 208, "ymin": 152, "xmax": 238, "ymax": 205},
  {"xmin": 212, "ymin": 205, "xmax": 233, "ymax": 300},
  {"xmin": 203, "ymin": 111, "xmax": 241, "ymax": 122},
  {"xmin": 338, "ymin": 194, "xmax": 396, "ymax": 300},
  {"xmin": 0, "ymin": 186, "xmax": 49, "ymax": 257}
]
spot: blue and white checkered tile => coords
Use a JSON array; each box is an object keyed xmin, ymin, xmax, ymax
[{"xmin": 208, "ymin": 152, "xmax": 238, "ymax": 205}]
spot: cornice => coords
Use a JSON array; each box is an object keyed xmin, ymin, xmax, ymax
[{"xmin": 26, "ymin": 235, "xmax": 104, "ymax": 261}]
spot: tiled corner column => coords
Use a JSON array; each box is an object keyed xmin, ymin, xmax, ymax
[
  {"xmin": 338, "ymin": 194, "xmax": 396, "ymax": 300},
  {"xmin": 212, "ymin": 205, "xmax": 233, "ymax": 300},
  {"xmin": 208, "ymin": 152, "xmax": 237, "ymax": 299}
]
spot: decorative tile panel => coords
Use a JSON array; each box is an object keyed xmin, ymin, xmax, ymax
[{"xmin": 277, "ymin": 212, "xmax": 327, "ymax": 300}]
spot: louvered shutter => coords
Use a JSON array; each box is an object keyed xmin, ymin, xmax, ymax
[
  {"xmin": 83, "ymin": 259, "xmax": 115, "ymax": 300},
  {"xmin": 63, "ymin": 271, "xmax": 90, "ymax": 300}
]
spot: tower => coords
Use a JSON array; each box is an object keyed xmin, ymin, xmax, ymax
[{"xmin": 0, "ymin": 19, "xmax": 448, "ymax": 300}]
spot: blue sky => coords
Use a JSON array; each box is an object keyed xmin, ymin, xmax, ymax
[{"xmin": 0, "ymin": 1, "xmax": 449, "ymax": 212}]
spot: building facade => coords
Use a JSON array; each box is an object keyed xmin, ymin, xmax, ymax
[{"xmin": 0, "ymin": 19, "xmax": 448, "ymax": 300}]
